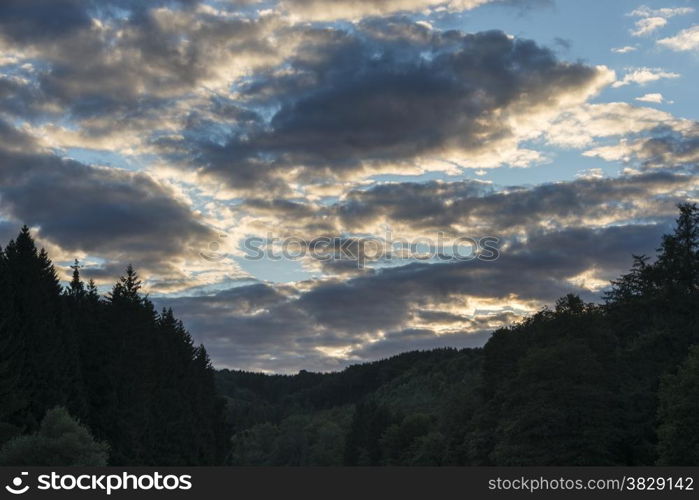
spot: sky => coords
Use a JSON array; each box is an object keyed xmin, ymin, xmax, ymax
[{"xmin": 1, "ymin": 0, "xmax": 698, "ymax": 373}]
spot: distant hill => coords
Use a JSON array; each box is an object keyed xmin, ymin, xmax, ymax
[{"xmin": 216, "ymin": 348, "xmax": 482, "ymax": 465}]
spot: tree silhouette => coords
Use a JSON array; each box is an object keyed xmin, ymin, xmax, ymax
[{"xmin": 0, "ymin": 229, "xmax": 229, "ymax": 465}]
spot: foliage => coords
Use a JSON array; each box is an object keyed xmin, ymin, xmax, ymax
[
  {"xmin": 657, "ymin": 346, "xmax": 699, "ymax": 465},
  {"xmin": 0, "ymin": 407, "xmax": 108, "ymax": 466},
  {"xmin": 0, "ymin": 229, "xmax": 229, "ymax": 465}
]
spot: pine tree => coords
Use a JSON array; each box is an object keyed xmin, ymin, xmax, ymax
[
  {"xmin": 1, "ymin": 227, "xmax": 81, "ymax": 428},
  {"xmin": 108, "ymin": 264, "xmax": 142, "ymax": 304},
  {"xmin": 0, "ymin": 229, "xmax": 230, "ymax": 465},
  {"xmin": 657, "ymin": 203, "xmax": 699, "ymax": 294},
  {"xmin": 67, "ymin": 259, "xmax": 86, "ymax": 300},
  {"xmin": 0, "ymin": 247, "xmax": 27, "ymax": 445}
]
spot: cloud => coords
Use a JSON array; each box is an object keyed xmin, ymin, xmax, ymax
[
  {"xmin": 170, "ymin": 23, "xmax": 612, "ymax": 191},
  {"xmin": 628, "ymin": 5, "xmax": 694, "ymax": 19},
  {"xmin": 635, "ymin": 93, "xmax": 670, "ymax": 104},
  {"xmin": 0, "ymin": 0, "xmax": 553, "ymax": 125},
  {"xmin": 612, "ymin": 67, "xmax": 680, "ymax": 87},
  {"xmin": 280, "ymin": 0, "xmax": 487, "ymax": 21},
  {"xmin": 612, "ymin": 46, "xmax": 637, "ymax": 53},
  {"xmin": 658, "ymin": 25, "xmax": 699, "ymax": 51},
  {"xmin": 330, "ymin": 171, "xmax": 695, "ymax": 235},
  {"xmin": 223, "ymin": 168, "xmax": 696, "ymax": 273},
  {"xmin": 546, "ymin": 102, "xmax": 679, "ymax": 149},
  {"xmin": 584, "ymin": 123, "xmax": 699, "ymax": 169},
  {"xmin": 632, "ymin": 17, "xmax": 668, "ymax": 37},
  {"xmin": 0, "ymin": 0, "xmax": 205, "ymax": 43},
  {"xmin": 0, "ymin": 121, "xmax": 219, "ymax": 286},
  {"xmin": 277, "ymin": 0, "xmax": 543, "ymax": 21},
  {"xmin": 628, "ymin": 5, "xmax": 694, "ymax": 37},
  {"xmin": 207, "ymin": 168, "xmax": 694, "ymax": 273},
  {"xmin": 0, "ymin": 0, "xmax": 92, "ymax": 43},
  {"xmin": 139, "ymin": 152, "xmax": 697, "ymax": 371},
  {"xmin": 575, "ymin": 168, "xmax": 605, "ymax": 180},
  {"xmin": 549, "ymin": 103, "xmax": 697, "ymax": 173},
  {"xmin": 0, "ymin": 3, "xmax": 294, "ymax": 132}
]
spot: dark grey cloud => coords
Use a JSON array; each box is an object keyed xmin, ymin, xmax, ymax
[
  {"xmin": 1, "ymin": 3, "xmax": 283, "ymax": 124},
  {"xmin": 295, "ymin": 222, "xmax": 667, "ymax": 327},
  {"xmin": 0, "ymin": 76, "xmax": 46, "ymax": 120},
  {"xmin": 0, "ymin": 219, "xmax": 19, "ymax": 246},
  {"xmin": 334, "ymin": 171, "xmax": 693, "ymax": 233},
  {"xmin": 0, "ymin": 1, "xmax": 553, "ymax": 125},
  {"xmin": 0, "ymin": 123, "xmax": 215, "ymax": 279},
  {"xmin": 0, "ymin": 151, "xmax": 212, "ymax": 256},
  {"xmin": 0, "ymin": 0, "xmax": 202, "ymax": 43},
  {"xmin": 175, "ymin": 24, "xmax": 609, "ymax": 189},
  {"xmin": 234, "ymin": 171, "xmax": 694, "ymax": 249},
  {"xmin": 633, "ymin": 126, "xmax": 699, "ymax": 169},
  {"xmin": 2, "ymin": 11, "xmax": 610, "ymax": 196},
  {"xmin": 0, "ymin": 0, "xmax": 91, "ymax": 42}
]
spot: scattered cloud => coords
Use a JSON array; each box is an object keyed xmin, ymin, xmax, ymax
[
  {"xmin": 632, "ymin": 17, "xmax": 668, "ymax": 37},
  {"xmin": 635, "ymin": 92, "xmax": 669, "ymax": 104},
  {"xmin": 628, "ymin": 5, "xmax": 694, "ymax": 37},
  {"xmin": 658, "ymin": 25, "xmax": 699, "ymax": 51},
  {"xmin": 612, "ymin": 45, "xmax": 637, "ymax": 53},
  {"xmin": 628, "ymin": 5, "xmax": 694, "ymax": 19},
  {"xmin": 584, "ymin": 121, "xmax": 699, "ymax": 169},
  {"xmin": 575, "ymin": 168, "xmax": 605, "ymax": 179},
  {"xmin": 612, "ymin": 67, "xmax": 680, "ymax": 87}
]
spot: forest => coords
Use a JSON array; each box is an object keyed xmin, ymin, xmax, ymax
[
  {"xmin": 0, "ymin": 227, "xmax": 229, "ymax": 465},
  {"xmin": 1, "ymin": 204, "xmax": 699, "ymax": 465}
]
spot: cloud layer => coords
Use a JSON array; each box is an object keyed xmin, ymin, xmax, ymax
[{"xmin": 1, "ymin": 0, "xmax": 698, "ymax": 371}]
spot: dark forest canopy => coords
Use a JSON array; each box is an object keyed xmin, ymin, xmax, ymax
[
  {"xmin": 0, "ymin": 227, "xmax": 229, "ymax": 465},
  {"xmin": 2, "ymin": 203, "xmax": 699, "ymax": 465}
]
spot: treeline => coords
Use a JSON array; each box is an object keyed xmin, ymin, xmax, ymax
[
  {"xmin": 0, "ymin": 227, "xmax": 228, "ymax": 465},
  {"xmin": 217, "ymin": 204, "xmax": 699, "ymax": 465},
  {"xmin": 1, "ymin": 204, "xmax": 698, "ymax": 466}
]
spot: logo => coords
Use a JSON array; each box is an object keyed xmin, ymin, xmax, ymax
[
  {"xmin": 200, "ymin": 233, "xmax": 228, "ymax": 262},
  {"xmin": 5, "ymin": 472, "xmax": 29, "ymax": 495},
  {"xmin": 3, "ymin": 471, "xmax": 193, "ymax": 496}
]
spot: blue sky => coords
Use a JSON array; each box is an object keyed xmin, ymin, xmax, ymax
[{"xmin": 0, "ymin": 0, "xmax": 697, "ymax": 371}]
